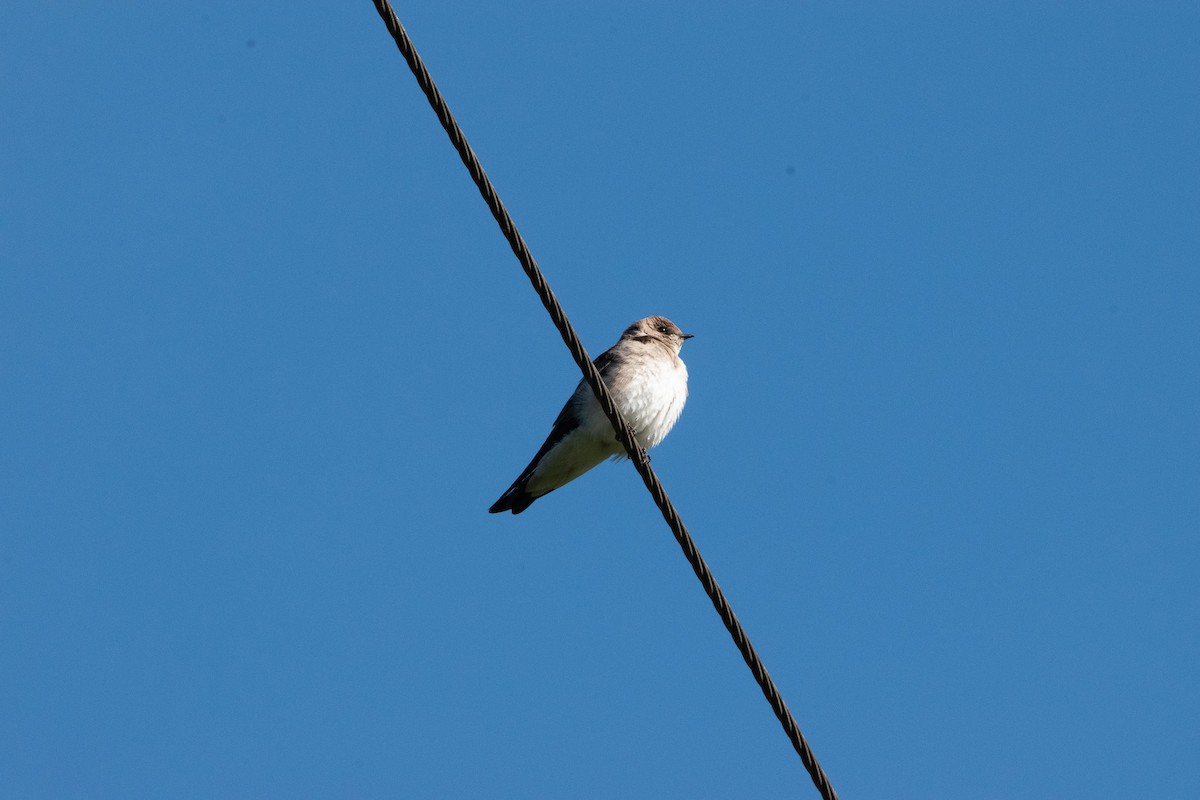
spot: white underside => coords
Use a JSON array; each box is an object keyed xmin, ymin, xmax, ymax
[{"xmin": 526, "ymin": 352, "xmax": 688, "ymax": 498}]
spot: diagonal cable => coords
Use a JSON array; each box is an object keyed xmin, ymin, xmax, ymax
[{"xmin": 368, "ymin": 4, "xmax": 839, "ymax": 799}]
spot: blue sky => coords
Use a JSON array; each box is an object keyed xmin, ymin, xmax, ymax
[{"xmin": 3, "ymin": 2, "xmax": 1197, "ymax": 797}]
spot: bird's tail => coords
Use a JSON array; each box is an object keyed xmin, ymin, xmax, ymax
[{"xmin": 488, "ymin": 479, "xmax": 537, "ymax": 514}]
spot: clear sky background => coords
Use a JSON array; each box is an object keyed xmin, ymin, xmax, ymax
[{"xmin": 3, "ymin": 3, "xmax": 1197, "ymax": 798}]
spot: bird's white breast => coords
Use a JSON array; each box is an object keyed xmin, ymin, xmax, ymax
[
  {"xmin": 619, "ymin": 355, "xmax": 688, "ymax": 449},
  {"xmin": 579, "ymin": 349, "xmax": 688, "ymax": 451}
]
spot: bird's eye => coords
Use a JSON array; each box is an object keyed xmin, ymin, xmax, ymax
[{"xmin": 658, "ymin": 325, "xmax": 669, "ymax": 334}]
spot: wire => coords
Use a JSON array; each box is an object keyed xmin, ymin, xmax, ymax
[{"xmin": 369, "ymin": 4, "xmax": 840, "ymax": 798}]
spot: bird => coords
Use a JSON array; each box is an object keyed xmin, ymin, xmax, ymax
[{"xmin": 489, "ymin": 315, "xmax": 693, "ymax": 514}]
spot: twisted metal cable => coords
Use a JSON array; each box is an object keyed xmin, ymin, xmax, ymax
[{"xmin": 369, "ymin": 4, "xmax": 839, "ymax": 798}]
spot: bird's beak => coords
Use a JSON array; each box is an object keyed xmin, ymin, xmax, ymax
[{"xmin": 681, "ymin": 333, "xmax": 695, "ymax": 340}]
